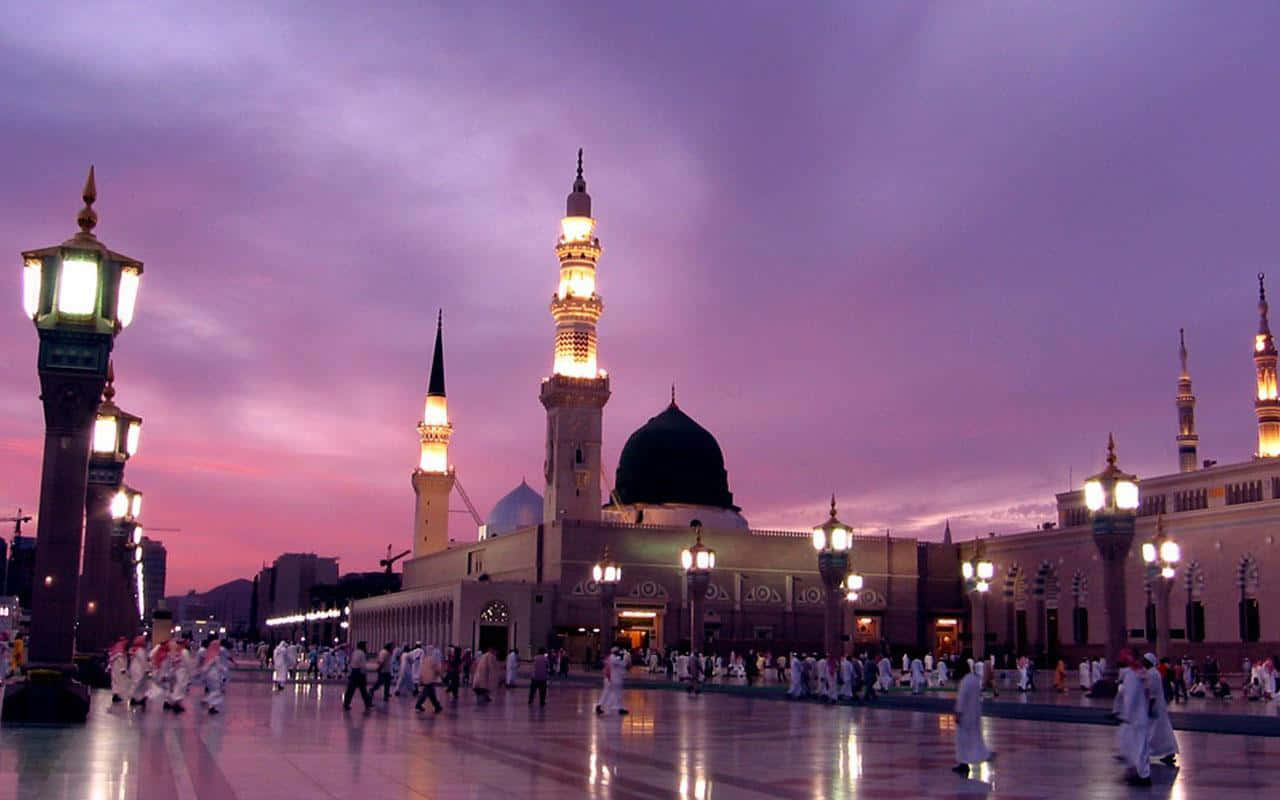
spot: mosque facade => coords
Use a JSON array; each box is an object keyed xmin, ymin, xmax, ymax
[{"xmin": 351, "ymin": 157, "xmax": 1279, "ymax": 665}]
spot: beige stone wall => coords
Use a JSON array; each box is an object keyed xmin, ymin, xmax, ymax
[{"xmin": 963, "ymin": 499, "xmax": 1277, "ymax": 654}]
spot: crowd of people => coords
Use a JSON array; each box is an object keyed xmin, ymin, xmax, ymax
[{"xmin": 106, "ymin": 635, "xmax": 231, "ymax": 714}]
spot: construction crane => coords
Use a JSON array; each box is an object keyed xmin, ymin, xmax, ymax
[
  {"xmin": 450, "ymin": 477, "xmax": 484, "ymax": 526},
  {"xmin": 379, "ymin": 544, "xmax": 410, "ymax": 577},
  {"xmin": 1, "ymin": 508, "xmax": 32, "ymax": 536}
]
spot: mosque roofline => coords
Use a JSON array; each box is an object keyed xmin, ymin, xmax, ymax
[{"xmin": 1054, "ymin": 454, "xmax": 1280, "ymax": 503}]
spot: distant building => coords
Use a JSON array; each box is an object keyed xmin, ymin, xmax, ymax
[
  {"xmin": 140, "ymin": 538, "xmax": 166, "ymax": 621},
  {"xmin": 253, "ymin": 553, "xmax": 339, "ymax": 633},
  {"xmin": 6, "ymin": 534, "xmax": 36, "ymax": 611}
]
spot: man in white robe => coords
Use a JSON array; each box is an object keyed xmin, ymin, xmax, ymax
[
  {"xmin": 128, "ymin": 636, "xmax": 151, "ymax": 708},
  {"xmin": 505, "ymin": 648, "xmax": 520, "ymax": 688},
  {"xmin": 936, "ymin": 658, "xmax": 949, "ymax": 687},
  {"xmin": 272, "ymin": 641, "xmax": 290, "ymax": 691},
  {"xmin": 393, "ymin": 646, "xmax": 415, "ymax": 696},
  {"xmin": 1078, "ymin": 658, "xmax": 1091, "ymax": 690},
  {"xmin": 910, "ymin": 656, "xmax": 926, "ymax": 694},
  {"xmin": 1144, "ymin": 653, "xmax": 1178, "ymax": 766},
  {"xmin": 1117, "ymin": 652, "xmax": 1153, "ymax": 785},
  {"xmin": 787, "ymin": 653, "xmax": 805, "ymax": 699},
  {"xmin": 1090, "ymin": 658, "xmax": 1104, "ymax": 687},
  {"xmin": 108, "ymin": 637, "xmax": 131, "ymax": 703},
  {"xmin": 199, "ymin": 641, "xmax": 227, "ymax": 714},
  {"xmin": 595, "ymin": 649, "xmax": 628, "ymax": 715},
  {"xmin": 952, "ymin": 660, "xmax": 992, "ymax": 775},
  {"xmin": 839, "ymin": 656, "xmax": 855, "ymax": 701},
  {"xmin": 878, "ymin": 655, "xmax": 894, "ymax": 692}
]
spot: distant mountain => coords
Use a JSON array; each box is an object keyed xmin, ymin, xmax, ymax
[{"xmin": 165, "ymin": 578, "xmax": 253, "ymax": 630}]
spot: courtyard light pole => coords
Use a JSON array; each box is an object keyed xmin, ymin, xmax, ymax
[
  {"xmin": 592, "ymin": 546, "xmax": 621, "ymax": 660},
  {"xmin": 7, "ymin": 168, "xmax": 144, "ymax": 723},
  {"xmin": 813, "ymin": 496, "xmax": 852, "ymax": 656},
  {"xmin": 79, "ymin": 363, "xmax": 142, "ymax": 654},
  {"xmin": 1141, "ymin": 513, "xmax": 1180, "ymax": 657},
  {"xmin": 961, "ymin": 542, "xmax": 995, "ymax": 660},
  {"xmin": 680, "ymin": 522, "xmax": 714, "ymax": 653},
  {"xmin": 1084, "ymin": 434, "xmax": 1140, "ymax": 698}
]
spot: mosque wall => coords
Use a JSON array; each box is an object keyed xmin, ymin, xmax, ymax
[{"xmin": 962, "ymin": 500, "xmax": 1279, "ymax": 663}]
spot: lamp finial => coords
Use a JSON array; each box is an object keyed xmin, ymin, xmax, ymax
[
  {"xmin": 1106, "ymin": 432, "xmax": 1117, "ymax": 467},
  {"xmin": 77, "ymin": 165, "xmax": 98, "ymax": 236},
  {"xmin": 103, "ymin": 360, "xmax": 116, "ymax": 402}
]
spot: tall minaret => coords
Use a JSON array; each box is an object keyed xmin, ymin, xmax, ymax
[
  {"xmin": 540, "ymin": 150, "xmax": 610, "ymax": 522},
  {"xmin": 1256, "ymin": 274, "xmax": 1280, "ymax": 458},
  {"xmin": 1176, "ymin": 328, "xmax": 1199, "ymax": 472},
  {"xmin": 412, "ymin": 310, "xmax": 456, "ymax": 557}
]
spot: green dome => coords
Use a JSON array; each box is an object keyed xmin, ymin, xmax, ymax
[{"xmin": 615, "ymin": 403, "xmax": 737, "ymax": 510}]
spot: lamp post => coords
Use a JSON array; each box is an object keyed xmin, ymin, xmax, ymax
[
  {"xmin": 1084, "ymin": 434, "xmax": 1139, "ymax": 698},
  {"xmin": 592, "ymin": 546, "xmax": 621, "ymax": 662},
  {"xmin": 109, "ymin": 486, "xmax": 146, "ymax": 635},
  {"xmin": 961, "ymin": 544, "xmax": 995, "ymax": 659},
  {"xmin": 1141, "ymin": 514, "xmax": 1179, "ymax": 657},
  {"xmin": 680, "ymin": 522, "xmax": 715, "ymax": 653},
  {"xmin": 10, "ymin": 168, "xmax": 143, "ymax": 723},
  {"xmin": 813, "ymin": 496, "xmax": 852, "ymax": 656},
  {"xmin": 79, "ymin": 363, "xmax": 142, "ymax": 654}
]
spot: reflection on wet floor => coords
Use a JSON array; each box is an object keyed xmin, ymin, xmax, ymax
[{"xmin": 1, "ymin": 679, "xmax": 1277, "ymax": 799}]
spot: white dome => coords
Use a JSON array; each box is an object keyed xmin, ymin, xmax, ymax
[{"xmin": 486, "ymin": 480, "xmax": 543, "ymax": 535}]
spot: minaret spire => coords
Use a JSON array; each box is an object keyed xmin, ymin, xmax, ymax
[
  {"xmin": 412, "ymin": 309, "xmax": 456, "ymax": 557},
  {"xmin": 542, "ymin": 150, "xmax": 610, "ymax": 522},
  {"xmin": 1176, "ymin": 328, "xmax": 1198, "ymax": 472},
  {"xmin": 1254, "ymin": 274, "xmax": 1280, "ymax": 457},
  {"xmin": 428, "ymin": 309, "xmax": 446, "ymax": 397},
  {"xmin": 943, "ymin": 519, "xmax": 952, "ymax": 545}
]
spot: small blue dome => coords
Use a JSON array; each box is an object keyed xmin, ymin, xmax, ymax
[{"xmin": 486, "ymin": 480, "xmax": 543, "ymax": 535}]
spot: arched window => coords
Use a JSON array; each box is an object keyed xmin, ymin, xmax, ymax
[
  {"xmin": 1184, "ymin": 560, "xmax": 1205, "ymax": 642},
  {"xmin": 479, "ymin": 600, "xmax": 511, "ymax": 625},
  {"xmin": 1071, "ymin": 570, "xmax": 1089, "ymax": 644},
  {"xmin": 1238, "ymin": 555, "xmax": 1261, "ymax": 642}
]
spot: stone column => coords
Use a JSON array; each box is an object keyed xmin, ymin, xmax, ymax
[
  {"xmin": 1155, "ymin": 576, "xmax": 1173, "ymax": 658},
  {"xmin": 688, "ymin": 572, "xmax": 709, "ymax": 653},
  {"xmin": 1090, "ymin": 512, "xmax": 1135, "ymax": 697},
  {"xmin": 599, "ymin": 582, "xmax": 617, "ymax": 656}
]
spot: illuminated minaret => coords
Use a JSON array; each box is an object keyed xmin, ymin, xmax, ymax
[
  {"xmin": 540, "ymin": 150, "xmax": 610, "ymax": 522},
  {"xmin": 412, "ymin": 310, "xmax": 455, "ymax": 557},
  {"xmin": 1255, "ymin": 273, "xmax": 1280, "ymax": 458},
  {"xmin": 1176, "ymin": 328, "xmax": 1198, "ymax": 472}
]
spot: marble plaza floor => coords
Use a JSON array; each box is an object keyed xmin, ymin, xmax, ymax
[{"xmin": 2, "ymin": 680, "xmax": 1279, "ymax": 800}]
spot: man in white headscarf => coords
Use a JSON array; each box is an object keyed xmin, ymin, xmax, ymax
[
  {"xmin": 1116, "ymin": 651, "xmax": 1153, "ymax": 786},
  {"xmin": 878, "ymin": 653, "xmax": 894, "ymax": 692},
  {"xmin": 1079, "ymin": 658, "xmax": 1091, "ymax": 690},
  {"xmin": 505, "ymin": 647, "xmax": 520, "ymax": 688},
  {"xmin": 1144, "ymin": 653, "xmax": 1178, "ymax": 767},
  {"xmin": 952, "ymin": 658, "xmax": 992, "ymax": 775},
  {"xmin": 595, "ymin": 648, "xmax": 629, "ymax": 715},
  {"xmin": 272, "ymin": 641, "xmax": 290, "ymax": 691},
  {"xmin": 910, "ymin": 655, "xmax": 926, "ymax": 695}
]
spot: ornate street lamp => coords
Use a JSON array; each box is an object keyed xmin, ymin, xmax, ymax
[
  {"xmin": 592, "ymin": 546, "xmax": 621, "ymax": 661},
  {"xmin": 80, "ymin": 364, "xmax": 144, "ymax": 653},
  {"xmin": 1084, "ymin": 434, "xmax": 1139, "ymax": 697},
  {"xmin": 680, "ymin": 522, "xmax": 715, "ymax": 653},
  {"xmin": 1141, "ymin": 514, "xmax": 1179, "ymax": 656},
  {"xmin": 10, "ymin": 168, "xmax": 144, "ymax": 724},
  {"xmin": 961, "ymin": 542, "xmax": 995, "ymax": 658},
  {"xmin": 814, "ymin": 496, "xmax": 852, "ymax": 656}
]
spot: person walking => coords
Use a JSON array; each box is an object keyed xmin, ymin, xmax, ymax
[
  {"xmin": 444, "ymin": 646, "xmax": 462, "ymax": 700},
  {"xmin": 271, "ymin": 641, "xmax": 289, "ymax": 691},
  {"xmin": 505, "ymin": 648, "xmax": 520, "ymax": 688},
  {"xmin": 528, "ymin": 647, "xmax": 550, "ymax": 706},
  {"xmin": 952, "ymin": 660, "xmax": 993, "ymax": 776},
  {"xmin": 1144, "ymin": 653, "xmax": 1179, "ymax": 767},
  {"xmin": 472, "ymin": 647, "xmax": 499, "ymax": 704},
  {"xmin": 370, "ymin": 643, "xmax": 395, "ymax": 701},
  {"xmin": 342, "ymin": 641, "xmax": 374, "ymax": 711},
  {"xmin": 414, "ymin": 646, "xmax": 444, "ymax": 713},
  {"xmin": 108, "ymin": 637, "xmax": 130, "ymax": 703},
  {"xmin": 1117, "ymin": 651, "xmax": 1154, "ymax": 786},
  {"xmin": 199, "ymin": 640, "xmax": 228, "ymax": 715}
]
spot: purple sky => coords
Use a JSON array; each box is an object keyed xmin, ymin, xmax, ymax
[{"xmin": 3, "ymin": 3, "xmax": 1280, "ymax": 593}]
